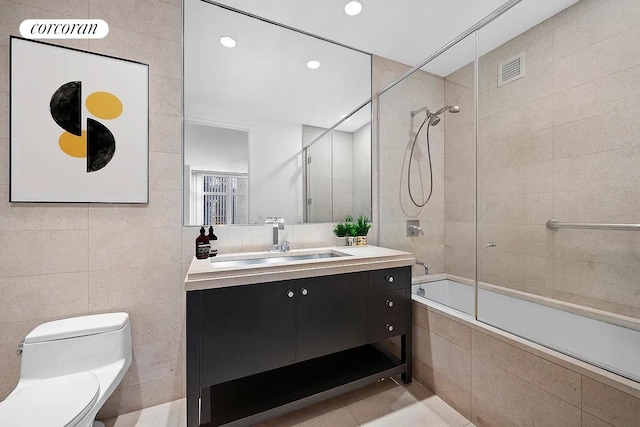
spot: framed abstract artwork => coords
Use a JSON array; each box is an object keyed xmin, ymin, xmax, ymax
[{"xmin": 10, "ymin": 37, "xmax": 149, "ymax": 203}]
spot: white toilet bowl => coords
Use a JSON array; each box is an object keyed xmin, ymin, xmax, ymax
[{"xmin": 0, "ymin": 313, "xmax": 132, "ymax": 427}]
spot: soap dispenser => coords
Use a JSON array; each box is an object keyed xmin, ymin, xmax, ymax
[
  {"xmin": 195, "ymin": 227, "xmax": 210, "ymax": 260},
  {"xmin": 207, "ymin": 226, "xmax": 218, "ymax": 257}
]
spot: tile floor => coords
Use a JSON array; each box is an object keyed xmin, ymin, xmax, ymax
[{"xmin": 103, "ymin": 377, "xmax": 475, "ymax": 427}]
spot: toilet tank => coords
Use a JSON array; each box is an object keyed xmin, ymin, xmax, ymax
[{"xmin": 19, "ymin": 313, "xmax": 132, "ymax": 380}]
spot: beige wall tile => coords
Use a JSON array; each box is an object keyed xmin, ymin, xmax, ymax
[
  {"xmin": 555, "ymin": 25, "xmax": 640, "ymax": 93},
  {"xmin": 444, "ymin": 123, "xmax": 474, "ymax": 155},
  {"xmin": 0, "ymin": 45, "xmax": 7, "ymax": 93},
  {"xmin": 11, "ymin": 0, "xmax": 89, "ymax": 17},
  {"xmin": 553, "ymin": 0, "xmax": 608, "ymax": 29},
  {"xmin": 0, "ymin": 186, "xmax": 89, "ymax": 231},
  {"xmin": 552, "ymin": 258, "xmax": 640, "ymax": 309},
  {"xmin": 471, "ymin": 393, "xmax": 519, "ymax": 427},
  {"xmin": 582, "ymin": 376, "xmax": 640, "ymax": 426},
  {"xmin": 478, "ymin": 192, "xmax": 553, "ymax": 226},
  {"xmin": 90, "ymin": 0, "xmax": 181, "ymax": 42},
  {"xmin": 379, "ymin": 119, "xmax": 411, "ymax": 149},
  {"xmin": 445, "ymin": 149, "xmax": 475, "ymax": 179},
  {"xmin": 0, "ymin": 272, "xmax": 88, "ymax": 324},
  {"xmin": 478, "ymin": 160, "xmax": 553, "ymax": 197},
  {"xmin": 486, "ymin": 63, "xmax": 553, "ymax": 118},
  {"xmin": 149, "ymin": 75, "xmax": 181, "ymax": 117},
  {"xmin": 414, "ymin": 358, "xmax": 472, "ymax": 419},
  {"xmin": 554, "ymin": 106, "xmax": 640, "ymax": 159},
  {"xmin": 444, "ymin": 173, "xmax": 475, "ymax": 200},
  {"xmin": 88, "ymin": 227, "xmax": 181, "ymax": 271},
  {"xmin": 481, "ymin": 95, "xmax": 553, "ymax": 142},
  {"xmin": 471, "ymin": 331, "xmax": 581, "ymax": 406},
  {"xmin": 88, "ymin": 264, "xmax": 182, "ymax": 311},
  {"xmin": 554, "ymin": 187, "xmax": 640, "ymax": 225},
  {"xmin": 478, "ymin": 224, "xmax": 551, "ymax": 257},
  {"xmin": 554, "ymin": 65, "xmax": 640, "ymax": 126},
  {"xmin": 479, "ymin": 127, "xmax": 553, "ymax": 172},
  {"xmin": 471, "ymin": 356, "xmax": 581, "ymax": 427},
  {"xmin": 413, "ymin": 325, "xmax": 471, "ymax": 391},
  {"xmin": 88, "ymin": 191, "xmax": 180, "ymax": 230},
  {"xmin": 485, "ymin": 18, "xmax": 554, "ymax": 70},
  {"xmin": 411, "ymin": 77, "xmax": 445, "ymax": 105},
  {"xmin": 554, "ymin": 146, "xmax": 640, "ymax": 193},
  {"xmin": 552, "ymin": 228, "xmax": 640, "ymax": 268},
  {"xmin": 413, "ymin": 305, "xmax": 471, "ymax": 351},
  {"xmin": 0, "ymin": 92, "xmax": 7, "ymax": 139},
  {"xmin": 89, "ymin": 26, "xmax": 181, "ymax": 79},
  {"xmin": 380, "ymin": 94, "xmax": 412, "ymax": 125},
  {"xmin": 120, "ymin": 339, "xmax": 181, "ymax": 389},
  {"xmin": 444, "ymin": 197, "xmax": 475, "ymax": 224},
  {"xmin": 581, "ymin": 411, "xmax": 614, "ymax": 427},
  {"xmin": 150, "ymin": 114, "xmax": 182, "ymax": 154},
  {"xmin": 554, "ymin": 0, "xmax": 640, "ymax": 60},
  {"xmin": 0, "ymin": 230, "xmax": 88, "ymax": 277},
  {"xmin": 103, "ymin": 374, "xmax": 182, "ymax": 416},
  {"xmin": 0, "ymin": 139, "xmax": 7, "ymax": 186},
  {"xmin": 149, "ymin": 152, "xmax": 182, "ymax": 191}
]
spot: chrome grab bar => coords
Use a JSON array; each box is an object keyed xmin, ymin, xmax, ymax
[{"xmin": 546, "ymin": 219, "xmax": 640, "ymax": 231}]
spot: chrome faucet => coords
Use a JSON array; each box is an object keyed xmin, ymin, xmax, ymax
[
  {"xmin": 415, "ymin": 260, "xmax": 430, "ymax": 276},
  {"xmin": 265, "ymin": 217, "xmax": 289, "ymax": 252}
]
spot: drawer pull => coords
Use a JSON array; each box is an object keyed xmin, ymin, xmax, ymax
[
  {"xmin": 386, "ymin": 299, "xmax": 394, "ymax": 307},
  {"xmin": 286, "ymin": 290, "xmax": 294, "ymax": 298},
  {"xmin": 301, "ymin": 288, "xmax": 308, "ymax": 296},
  {"xmin": 385, "ymin": 275, "xmax": 394, "ymax": 283},
  {"xmin": 386, "ymin": 323, "xmax": 394, "ymax": 332}
]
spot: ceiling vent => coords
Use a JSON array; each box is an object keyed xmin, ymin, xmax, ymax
[{"xmin": 498, "ymin": 52, "xmax": 525, "ymax": 87}]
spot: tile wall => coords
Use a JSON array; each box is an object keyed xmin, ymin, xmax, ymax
[
  {"xmin": 0, "ymin": 0, "xmax": 342, "ymax": 418},
  {"xmin": 412, "ymin": 300, "xmax": 640, "ymax": 427},
  {"xmin": 443, "ymin": 0, "xmax": 640, "ymax": 320},
  {"xmin": 374, "ymin": 56, "xmax": 446, "ymax": 275}
]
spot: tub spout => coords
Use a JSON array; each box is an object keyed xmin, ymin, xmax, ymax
[{"xmin": 416, "ymin": 260, "xmax": 429, "ymax": 276}]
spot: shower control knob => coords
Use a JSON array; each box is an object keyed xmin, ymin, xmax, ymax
[
  {"xmin": 301, "ymin": 288, "xmax": 308, "ymax": 296},
  {"xmin": 385, "ymin": 275, "xmax": 394, "ymax": 283},
  {"xmin": 286, "ymin": 290, "xmax": 294, "ymax": 298},
  {"xmin": 386, "ymin": 299, "xmax": 394, "ymax": 307},
  {"xmin": 385, "ymin": 324, "xmax": 394, "ymax": 332}
]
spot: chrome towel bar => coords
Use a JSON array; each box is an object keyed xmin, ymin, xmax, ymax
[{"xmin": 546, "ymin": 219, "xmax": 640, "ymax": 231}]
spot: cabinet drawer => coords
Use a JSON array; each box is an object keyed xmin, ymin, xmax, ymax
[
  {"xmin": 369, "ymin": 267, "xmax": 407, "ymax": 293},
  {"xmin": 369, "ymin": 289, "xmax": 406, "ymax": 317},
  {"xmin": 369, "ymin": 312, "xmax": 406, "ymax": 342}
]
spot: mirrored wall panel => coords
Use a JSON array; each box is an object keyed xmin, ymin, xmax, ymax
[{"xmin": 183, "ymin": 0, "xmax": 372, "ymax": 225}]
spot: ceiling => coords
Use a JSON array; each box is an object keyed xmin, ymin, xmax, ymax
[{"xmin": 184, "ymin": 0, "xmax": 579, "ymax": 133}]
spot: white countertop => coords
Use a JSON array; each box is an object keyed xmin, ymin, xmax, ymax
[{"xmin": 184, "ymin": 245, "xmax": 415, "ymax": 291}]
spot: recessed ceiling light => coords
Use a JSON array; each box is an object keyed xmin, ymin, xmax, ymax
[
  {"xmin": 344, "ymin": 1, "xmax": 362, "ymax": 16},
  {"xmin": 219, "ymin": 36, "xmax": 236, "ymax": 48},
  {"xmin": 307, "ymin": 60, "xmax": 320, "ymax": 70}
]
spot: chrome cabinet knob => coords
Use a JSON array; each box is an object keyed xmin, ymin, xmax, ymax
[
  {"xmin": 301, "ymin": 288, "xmax": 308, "ymax": 296},
  {"xmin": 385, "ymin": 323, "xmax": 394, "ymax": 332},
  {"xmin": 385, "ymin": 275, "xmax": 394, "ymax": 283},
  {"xmin": 286, "ymin": 290, "xmax": 294, "ymax": 298},
  {"xmin": 386, "ymin": 299, "xmax": 394, "ymax": 307}
]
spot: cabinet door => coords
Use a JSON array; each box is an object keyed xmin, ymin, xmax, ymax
[
  {"xmin": 296, "ymin": 272, "xmax": 368, "ymax": 362},
  {"xmin": 199, "ymin": 281, "xmax": 296, "ymax": 385}
]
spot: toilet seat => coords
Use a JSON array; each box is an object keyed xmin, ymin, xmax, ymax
[{"xmin": 0, "ymin": 372, "xmax": 100, "ymax": 427}]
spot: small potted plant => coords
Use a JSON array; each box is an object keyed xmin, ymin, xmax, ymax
[
  {"xmin": 355, "ymin": 215, "xmax": 372, "ymax": 246},
  {"xmin": 333, "ymin": 222, "xmax": 349, "ymax": 246}
]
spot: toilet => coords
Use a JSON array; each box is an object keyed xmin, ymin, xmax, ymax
[{"xmin": 0, "ymin": 313, "xmax": 132, "ymax": 427}]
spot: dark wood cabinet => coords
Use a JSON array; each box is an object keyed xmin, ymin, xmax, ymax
[
  {"xmin": 186, "ymin": 266, "xmax": 412, "ymax": 427},
  {"xmin": 199, "ymin": 281, "xmax": 296, "ymax": 385},
  {"xmin": 295, "ymin": 272, "xmax": 368, "ymax": 362}
]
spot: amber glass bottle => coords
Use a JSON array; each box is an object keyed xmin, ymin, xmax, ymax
[{"xmin": 195, "ymin": 227, "xmax": 210, "ymax": 260}]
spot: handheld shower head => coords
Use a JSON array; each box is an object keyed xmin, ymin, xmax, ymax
[
  {"xmin": 429, "ymin": 116, "xmax": 441, "ymax": 126},
  {"xmin": 434, "ymin": 105, "xmax": 460, "ymax": 115}
]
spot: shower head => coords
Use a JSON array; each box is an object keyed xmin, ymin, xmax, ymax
[
  {"xmin": 434, "ymin": 105, "xmax": 460, "ymax": 115},
  {"xmin": 429, "ymin": 116, "xmax": 441, "ymax": 126}
]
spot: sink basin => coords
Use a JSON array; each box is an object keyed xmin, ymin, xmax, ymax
[{"xmin": 210, "ymin": 251, "xmax": 347, "ymax": 268}]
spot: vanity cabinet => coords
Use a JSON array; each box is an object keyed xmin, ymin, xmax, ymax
[{"xmin": 186, "ymin": 266, "xmax": 412, "ymax": 427}]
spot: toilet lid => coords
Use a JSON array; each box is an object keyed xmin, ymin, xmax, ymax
[{"xmin": 0, "ymin": 372, "xmax": 100, "ymax": 427}]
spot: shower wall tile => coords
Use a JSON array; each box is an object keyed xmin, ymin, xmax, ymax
[
  {"xmin": 552, "ymin": 258, "xmax": 640, "ymax": 310},
  {"xmin": 554, "ymin": 187, "xmax": 640, "ymax": 225},
  {"xmin": 413, "ymin": 303, "xmax": 471, "ymax": 351},
  {"xmin": 582, "ymin": 376, "xmax": 640, "ymax": 426},
  {"xmin": 553, "ymin": 0, "xmax": 608, "ymax": 29},
  {"xmin": 410, "ymin": 77, "xmax": 444, "ymax": 105},
  {"xmin": 554, "ymin": 106, "xmax": 640, "ymax": 159},
  {"xmin": 444, "ymin": 149, "xmax": 475, "ymax": 179},
  {"xmin": 553, "ymin": 0, "xmax": 640, "ymax": 61},
  {"xmin": 444, "ymin": 123, "xmax": 474, "ymax": 154},
  {"xmin": 485, "ymin": 18, "xmax": 554, "ymax": 70},
  {"xmin": 477, "ymin": 193, "xmax": 553, "ymax": 226},
  {"xmin": 478, "ymin": 160, "xmax": 553, "ymax": 198},
  {"xmin": 554, "ymin": 24, "xmax": 640, "ymax": 93},
  {"xmin": 554, "ymin": 146, "xmax": 640, "ymax": 193},
  {"xmin": 444, "ymin": 198, "xmax": 475, "ymax": 224},
  {"xmin": 581, "ymin": 412, "xmax": 614, "ymax": 427},
  {"xmin": 471, "ymin": 355, "xmax": 581, "ymax": 427},
  {"xmin": 379, "ymin": 94, "xmax": 412, "ymax": 125},
  {"xmin": 554, "ymin": 65, "xmax": 640, "ymax": 126},
  {"xmin": 485, "ymin": 63, "xmax": 553, "ymax": 118},
  {"xmin": 482, "ymin": 95, "xmax": 553, "ymax": 142},
  {"xmin": 471, "ymin": 331, "xmax": 581, "ymax": 407},
  {"xmin": 552, "ymin": 228, "xmax": 640, "ymax": 268},
  {"xmin": 478, "ymin": 224, "xmax": 552, "ymax": 258}
]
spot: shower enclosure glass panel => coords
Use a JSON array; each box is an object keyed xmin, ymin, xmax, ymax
[{"xmin": 476, "ymin": 0, "xmax": 640, "ymax": 382}]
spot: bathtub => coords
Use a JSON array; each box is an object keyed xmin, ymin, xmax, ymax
[{"xmin": 412, "ymin": 275, "xmax": 640, "ymax": 383}]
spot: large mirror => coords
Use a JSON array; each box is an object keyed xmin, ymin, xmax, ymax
[{"xmin": 183, "ymin": 0, "xmax": 372, "ymax": 225}]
